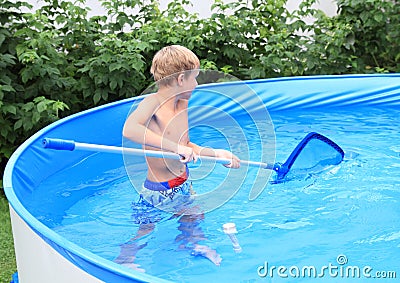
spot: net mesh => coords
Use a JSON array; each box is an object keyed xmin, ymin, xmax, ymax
[{"xmin": 276, "ymin": 133, "xmax": 344, "ymax": 180}]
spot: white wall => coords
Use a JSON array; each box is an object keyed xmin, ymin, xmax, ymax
[
  {"xmin": 25, "ymin": 0, "xmax": 337, "ymax": 18},
  {"xmin": 287, "ymin": 0, "xmax": 337, "ymax": 16}
]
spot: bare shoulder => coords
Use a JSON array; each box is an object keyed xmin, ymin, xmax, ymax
[
  {"xmin": 126, "ymin": 94, "xmax": 160, "ymax": 124},
  {"xmin": 139, "ymin": 94, "xmax": 160, "ymax": 109},
  {"xmin": 135, "ymin": 94, "xmax": 161, "ymax": 114}
]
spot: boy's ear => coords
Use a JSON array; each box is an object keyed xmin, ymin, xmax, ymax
[{"xmin": 177, "ymin": 73, "xmax": 185, "ymax": 86}]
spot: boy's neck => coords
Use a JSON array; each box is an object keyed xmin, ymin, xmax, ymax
[{"xmin": 156, "ymin": 87, "xmax": 183, "ymax": 105}]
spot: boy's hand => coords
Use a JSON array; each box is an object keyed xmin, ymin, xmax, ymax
[
  {"xmin": 214, "ymin": 149, "xmax": 241, "ymax": 168},
  {"xmin": 177, "ymin": 144, "xmax": 198, "ymax": 163}
]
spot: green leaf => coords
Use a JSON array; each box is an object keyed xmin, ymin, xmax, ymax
[
  {"xmin": 110, "ymin": 80, "xmax": 117, "ymax": 91},
  {"xmin": 1, "ymin": 126, "xmax": 8, "ymax": 138},
  {"xmin": 14, "ymin": 119, "xmax": 22, "ymax": 130},
  {"xmin": 93, "ymin": 90, "xmax": 101, "ymax": 104},
  {"xmin": 20, "ymin": 69, "xmax": 33, "ymax": 84},
  {"xmin": 0, "ymin": 32, "xmax": 5, "ymax": 47},
  {"xmin": 1, "ymin": 54, "xmax": 16, "ymax": 65},
  {"xmin": 2, "ymin": 105, "xmax": 17, "ymax": 115},
  {"xmin": 0, "ymin": 84, "xmax": 15, "ymax": 93},
  {"xmin": 37, "ymin": 101, "xmax": 48, "ymax": 113},
  {"xmin": 101, "ymin": 90, "xmax": 108, "ymax": 101},
  {"xmin": 109, "ymin": 62, "xmax": 122, "ymax": 72},
  {"xmin": 373, "ymin": 13, "xmax": 383, "ymax": 23},
  {"xmin": 0, "ymin": 73, "xmax": 12, "ymax": 85},
  {"xmin": 22, "ymin": 102, "xmax": 34, "ymax": 112},
  {"xmin": 32, "ymin": 111, "xmax": 41, "ymax": 123}
]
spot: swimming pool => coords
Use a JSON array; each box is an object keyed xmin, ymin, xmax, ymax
[{"xmin": 4, "ymin": 74, "xmax": 400, "ymax": 282}]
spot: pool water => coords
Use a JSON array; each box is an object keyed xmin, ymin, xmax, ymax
[{"xmin": 36, "ymin": 106, "xmax": 399, "ymax": 282}]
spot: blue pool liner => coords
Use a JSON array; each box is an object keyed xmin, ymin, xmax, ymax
[{"xmin": 4, "ymin": 74, "xmax": 400, "ymax": 282}]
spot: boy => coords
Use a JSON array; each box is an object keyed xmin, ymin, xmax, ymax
[{"xmin": 117, "ymin": 45, "xmax": 240, "ymax": 269}]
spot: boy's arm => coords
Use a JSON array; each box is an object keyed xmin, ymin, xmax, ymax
[
  {"xmin": 187, "ymin": 141, "xmax": 240, "ymax": 168},
  {"xmin": 123, "ymin": 96, "xmax": 195, "ymax": 162}
]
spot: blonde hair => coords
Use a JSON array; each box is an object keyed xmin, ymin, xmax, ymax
[{"xmin": 150, "ymin": 45, "xmax": 200, "ymax": 86}]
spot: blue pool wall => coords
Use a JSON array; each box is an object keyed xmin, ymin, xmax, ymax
[{"xmin": 4, "ymin": 74, "xmax": 400, "ymax": 282}]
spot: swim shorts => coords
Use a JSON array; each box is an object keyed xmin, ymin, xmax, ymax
[{"xmin": 132, "ymin": 168, "xmax": 196, "ymax": 224}]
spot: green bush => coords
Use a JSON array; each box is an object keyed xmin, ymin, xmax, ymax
[
  {"xmin": 334, "ymin": 0, "xmax": 400, "ymax": 72},
  {"xmin": 1, "ymin": 0, "xmax": 399, "ymax": 187}
]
